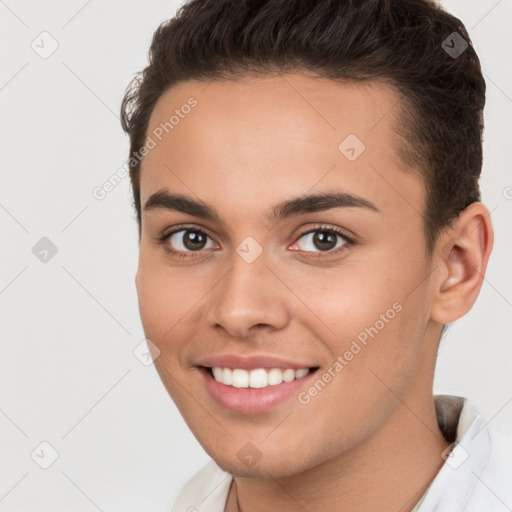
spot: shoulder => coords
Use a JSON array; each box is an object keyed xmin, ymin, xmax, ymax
[{"xmin": 171, "ymin": 459, "xmax": 233, "ymax": 512}]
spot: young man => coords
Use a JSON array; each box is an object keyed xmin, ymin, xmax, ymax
[{"xmin": 120, "ymin": 0, "xmax": 511, "ymax": 510}]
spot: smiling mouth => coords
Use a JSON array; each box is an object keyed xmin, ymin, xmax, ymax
[{"xmin": 202, "ymin": 366, "xmax": 320, "ymax": 389}]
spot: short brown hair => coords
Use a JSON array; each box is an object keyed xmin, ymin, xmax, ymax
[{"xmin": 120, "ymin": 0, "xmax": 486, "ymax": 252}]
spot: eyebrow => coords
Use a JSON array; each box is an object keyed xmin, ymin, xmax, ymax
[{"xmin": 143, "ymin": 188, "xmax": 380, "ymax": 226}]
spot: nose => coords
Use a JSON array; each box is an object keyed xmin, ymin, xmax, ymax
[{"xmin": 206, "ymin": 250, "xmax": 290, "ymax": 339}]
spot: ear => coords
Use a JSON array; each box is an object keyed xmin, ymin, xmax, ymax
[{"xmin": 430, "ymin": 202, "xmax": 494, "ymax": 324}]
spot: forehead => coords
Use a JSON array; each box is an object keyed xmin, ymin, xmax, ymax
[{"xmin": 139, "ymin": 73, "xmax": 422, "ymax": 225}]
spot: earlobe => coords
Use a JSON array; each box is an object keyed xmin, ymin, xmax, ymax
[{"xmin": 431, "ymin": 203, "xmax": 493, "ymax": 324}]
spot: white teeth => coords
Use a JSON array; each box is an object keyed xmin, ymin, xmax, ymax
[
  {"xmin": 295, "ymin": 368, "xmax": 309, "ymax": 379},
  {"xmin": 249, "ymin": 368, "xmax": 268, "ymax": 388},
  {"xmin": 267, "ymin": 368, "xmax": 283, "ymax": 386},
  {"xmin": 232, "ymin": 369, "xmax": 249, "ymax": 388},
  {"xmin": 282, "ymin": 369, "xmax": 296, "ymax": 382},
  {"xmin": 210, "ymin": 366, "xmax": 312, "ymax": 388},
  {"xmin": 222, "ymin": 368, "xmax": 233, "ymax": 385},
  {"xmin": 212, "ymin": 367, "xmax": 223, "ymax": 381}
]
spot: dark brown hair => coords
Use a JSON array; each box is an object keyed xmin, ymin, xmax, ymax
[{"xmin": 120, "ymin": 0, "xmax": 485, "ymax": 253}]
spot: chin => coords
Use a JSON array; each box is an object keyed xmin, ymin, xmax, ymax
[{"xmin": 208, "ymin": 447, "xmax": 318, "ymax": 479}]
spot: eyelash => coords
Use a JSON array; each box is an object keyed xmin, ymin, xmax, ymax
[{"xmin": 154, "ymin": 223, "xmax": 356, "ymax": 260}]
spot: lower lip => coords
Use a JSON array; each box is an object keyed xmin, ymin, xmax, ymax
[{"xmin": 199, "ymin": 367, "xmax": 318, "ymax": 415}]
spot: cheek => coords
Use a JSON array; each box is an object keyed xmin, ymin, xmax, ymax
[
  {"xmin": 135, "ymin": 257, "xmax": 220, "ymax": 377},
  {"xmin": 281, "ymin": 293, "xmax": 425, "ymax": 465},
  {"xmin": 135, "ymin": 259, "xmax": 189, "ymax": 348},
  {"xmin": 280, "ymin": 256, "xmax": 406, "ymax": 347},
  {"xmin": 284, "ymin": 255, "xmax": 428, "ymax": 403},
  {"xmin": 135, "ymin": 263, "xmax": 198, "ymax": 409}
]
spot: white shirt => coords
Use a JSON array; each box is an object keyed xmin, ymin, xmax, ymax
[{"xmin": 171, "ymin": 395, "xmax": 512, "ymax": 512}]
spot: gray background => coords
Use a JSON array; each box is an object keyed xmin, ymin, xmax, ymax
[{"xmin": 1, "ymin": 0, "xmax": 511, "ymax": 510}]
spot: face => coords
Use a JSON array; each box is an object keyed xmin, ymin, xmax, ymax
[{"xmin": 135, "ymin": 73, "xmax": 441, "ymax": 478}]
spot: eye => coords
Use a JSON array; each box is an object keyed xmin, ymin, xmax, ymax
[
  {"xmin": 155, "ymin": 226, "xmax": 217, "ymax": 258},
  {"xmin": 290, "ymin": 225, "xmax": 354, "ymax": 257},
  {"xmin": 154, "ymin": 223, "xmax": 355, "ymax": 260}
]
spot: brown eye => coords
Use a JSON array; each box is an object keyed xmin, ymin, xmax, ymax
[
  {"xmin": 165, "ymin": 228, "xmax": 216, "ymax": 253},
  {"xmin": 294, "ymin": 228, "xmax": 349, "ymax": 253}
]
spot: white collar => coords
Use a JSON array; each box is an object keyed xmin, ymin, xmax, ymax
[{"xmin": 412, "ymin": 395, "xmax": 491, "ymax": 511}]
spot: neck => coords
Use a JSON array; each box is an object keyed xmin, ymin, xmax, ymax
[{"xmin": 227, "ymin": 390, "xmax": 450, "ymax": 512}]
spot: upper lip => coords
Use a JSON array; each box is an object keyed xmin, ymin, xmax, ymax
[{"xmin": 195, "ymin": 354, "xmax": 318, "ymax": 371}]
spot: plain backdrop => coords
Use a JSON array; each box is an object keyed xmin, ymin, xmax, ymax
[{"xmin": 1, "ymin": 0, "xmax": 511, "ymax": 510}]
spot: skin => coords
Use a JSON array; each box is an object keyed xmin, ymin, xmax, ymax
[{"xmin": 135, "ymin": 73, "xmax": 493, "ymax": 512}]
